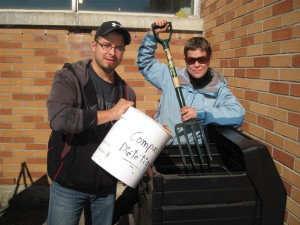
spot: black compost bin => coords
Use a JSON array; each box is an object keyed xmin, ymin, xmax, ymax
[{"xmin": 134, "ymin": 126, "xmax": 286, "ymax": 225}]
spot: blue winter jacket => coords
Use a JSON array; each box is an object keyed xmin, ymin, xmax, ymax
[{"xmin": 137, "ymin": 33, "xmax": 245, "ymax": 145}]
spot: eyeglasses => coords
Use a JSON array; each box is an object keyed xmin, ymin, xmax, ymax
[
  {"xmin": 95, "ymin": 40, "xmax": 125, "ymax": 53},
  {"xmin": 185, "ymin": 56, "xmax": 210, "ymax": 65}
]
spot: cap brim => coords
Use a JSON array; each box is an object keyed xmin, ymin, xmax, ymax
[{"xmin": 101, "ymin": 27, "xmax": 131, "ymax": 45}]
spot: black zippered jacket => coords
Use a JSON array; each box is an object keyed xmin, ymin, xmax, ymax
[{"xmin": 47, "ymin": 59, "xmax": 136, "ymax": 193}]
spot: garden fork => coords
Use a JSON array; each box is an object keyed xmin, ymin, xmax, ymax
[{"xmin": 152, "ymin": 22, "xmax": 212, "ymax": 168}]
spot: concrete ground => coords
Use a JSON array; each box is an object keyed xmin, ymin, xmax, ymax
[
  {"xmin": 0, "ymin": 183, "xmax": 132, "ymax": 225},
  {"xmin": 0, "ymin": 207, "xmax": 132, "ymax": 225}
]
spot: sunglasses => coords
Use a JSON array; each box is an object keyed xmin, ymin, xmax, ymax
[{"xmin": 185, "ymin": 56, "xmax": 210, "ymax": 65}]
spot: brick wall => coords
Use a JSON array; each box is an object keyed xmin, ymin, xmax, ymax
[
  {"xmin": 0, "ymin": 0, "xmax": 299, "ymax": 223},
  {"xmin": 201, "ymin": 0, "xmax": 300, "ymax": 224}
]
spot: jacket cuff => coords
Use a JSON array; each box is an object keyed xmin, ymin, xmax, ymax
[
  {"xmin": 82, "ymin": 110, "xmax": 98, "ymax": 129},
  {"xmin": 196, "ymin": 109, "xmax": 205, "ymax": 123}
]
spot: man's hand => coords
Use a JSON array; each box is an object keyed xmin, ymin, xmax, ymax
[{"xmin": 97, "ymin": 98, "xmax": 134, "ymax": 125}]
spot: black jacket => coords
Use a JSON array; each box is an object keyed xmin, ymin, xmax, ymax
[{"xmin": 47, "ymin": 59, "xmax": 136, "ymax": 193}]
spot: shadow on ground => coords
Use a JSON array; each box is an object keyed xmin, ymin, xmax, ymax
[
  {"xmin": 0, "ymin": 162, "xmax": 131, "ymax": 225},
  {"xmin": 0, "ymin": 162, "xmax": 49, "ymax": 225}
]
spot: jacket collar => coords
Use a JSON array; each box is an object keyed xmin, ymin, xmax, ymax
[{"xmin": 178, "ymin": 68, "xmax": 226, "ymax": 96}]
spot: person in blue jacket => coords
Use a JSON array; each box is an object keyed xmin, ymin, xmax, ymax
[{"xmin": 137, "ymin": 19, "xmax": 245, "ymax": 145}]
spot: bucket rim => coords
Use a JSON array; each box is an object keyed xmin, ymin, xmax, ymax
[{"xmin": 127, "ymin": 107, "xmax": 173, "ymax": 139}]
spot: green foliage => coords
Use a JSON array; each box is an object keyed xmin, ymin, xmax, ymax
[{"xmin": 175, "ymin": 9, "xmax": 187, "ymax": 17}]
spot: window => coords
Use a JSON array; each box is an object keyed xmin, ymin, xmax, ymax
[
  {"xmin": 79, "ymin": 0, "xmax": 194, "ymax": 16},
  {"xmin": 0, "ymin": 0, "xmax": 203, "ymax": 31},
  {"xmin": 0, "ymin": 0, "xmax": 70, "ymax": 10},
  {"xmin": 0, "ymin": 0, "xmax": 198, "ymax": 17}
]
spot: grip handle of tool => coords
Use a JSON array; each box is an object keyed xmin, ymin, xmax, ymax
[
  {"xmin": 151, "ymin": 22, "xmax": 172, "ymax": 50},
  {"xmin": 152, "ymin": 22, "xmax": 186, "ymax": 108}
]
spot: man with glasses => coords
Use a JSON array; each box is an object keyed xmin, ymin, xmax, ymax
[
  {"xmin": 47, "ymin": 21, "xmax": 136, "ymax": 225},
  {"xmin": 137, "ymin": 18, "xmax": 245, "ymax": 145}
]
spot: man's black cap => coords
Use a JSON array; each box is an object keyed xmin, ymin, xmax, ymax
[{"xmin": 95, "ymin": 21, "xmax": 131, "ymax": 45}]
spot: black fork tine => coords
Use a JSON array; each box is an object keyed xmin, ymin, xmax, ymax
[
  {"xmin": 189, "ymin": 121, "xmax": 205, "ymax": 163},
  {"xmin": 181, "ymin": 123, "xmax": 196, "ymax": 167},
  {"xmin": 196, "ymin": 121, "xmax": 212, "ymax": 161},
  {"xmin": 175, "ymin": 123, "xmax": 187, "ymax": 167},
  {"xmin": 176, "ymin": 120, "xmax": 211, "ymax": 169}
]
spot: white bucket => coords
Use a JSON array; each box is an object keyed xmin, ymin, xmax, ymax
[{"xmin": 92, "ymin": 107, "xmax": 172, "ymax": 188}]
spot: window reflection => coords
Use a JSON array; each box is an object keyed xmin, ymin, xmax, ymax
[
  {"xmin": 0, "ymin": 0, "xmax": 70, "ymax": 10},
  {"xmin": 0, "ymin": 0, "xmax": 193, "ymax": 16},
  {"xmin": 79, "ymin": 0, "xmax": 192, "ymax": 15}
]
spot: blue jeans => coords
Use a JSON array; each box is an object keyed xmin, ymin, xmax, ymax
[{"xmin": 47, "ymin": 182, "xmax": 116, "ymax": 225}]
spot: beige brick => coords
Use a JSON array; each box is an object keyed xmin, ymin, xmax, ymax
[
  {"xmin": 282, "ymin": 39, "xmax": 300, "ymax": 53},
  {"xmin": 280, "ymin": 69, "xmax": 300, "ymax": 82},
  {"xmin": 288, "ymin": 212, "xmax": 300, "ymax": 225},
  {"xmin": 263, "ymin": 42, "xmax": 282, "ymax": 54},
  {"xmin": 254, "ymin": 6, "xmax": 272, "ymax": 21},
  {"xmin": 250, "ymin": 79, "xmax": 269, "ymax": 91},
  {"xmin": 219, "ymin": 41, "xmax": 230, "ymax": 50},
  {"xmin": 263, "ymin": 16, "xmax": 283, "ymax": 31},
  {"xmin": 12, "ymin": 123, "xmax": 35, "ymax": 129},
  {"xmin": 230, "ymin": 18, "xmax": 242, "ymax": 30},
  {"xmin": 0, "ymin": 33, "xmax": 34, "ymax": 41},
  {"xmin": 235, "ymin": 27, "xmax": 247, "ymax": 38},
  {"xmin": 270, "ymin": 55, "xmax": 292, "ymax": 67},
  {"xmin": 12, "ymin": 108, "xmax": 35, "ymax": 115},
  {"xmin": 0, "ymin": 164, "xmax": 17, "ymax": 171},
  {"xmin": 245, "ymin": 111, "xmax": 257, "ymax": 123},
  {"xmin": 0, "ymin": 115, "xmax": 22, "ymax": 122},
  {"xmin": 33, "ymin": 164, "xmax": 47, "ymax": 172},
  {"xmin": 286, "ymin": 195, "xmax": 300, "ymax": 218},
  {"xmin": 236, "ymin": 5, "xmax": 248, "ymax": 18},
  {"xmin": 295, "ymin": 158, "xmax": 300, "ymax": 174},
  {"xmin": 223, "ymin": 68, "xmax": 234, "ymax": 77},
  {"xmin": 260, "ymin": 68, "xmax": 280, "ymax": 80},
  {"xmin": 275, "ymin": 121, "xmax": 298, "ymax": 140},
  {"xmin": 250, "ymin": 102, "xmax": 269, "ymax": 116},
  {"xmin": 3, "ymin": 157, "xmax": 24, "ymax": 165},
  {"xmin": 229, "ymin": 38, "xmax": 241, "ymax": 49},
  {"xmin": 239, "ymin": 78, "xmax": 251, "ymax": 89},
  {"xmin": 214, "ymin": 23, "xmax": 230, "ymax": 36},
  {"xmin": 136, "ymin": 101, "xmax": 159, "ymax": 109},
  {"xmin": 247, "ymin": 123, "xmax": 265, "ymax": 139},
  {"xmin": 239, "ymin": 57, "xmax": 253, "ymax": 67},
  {"xmin": 248, "ymin": 22, "xmax": 263, "ymax": 35},
  {"xmin": 246, "ymin": 44, "xmax": 262, "ymax": 56},
  {"xmin": 11, "ymin": 63, "xmax": 35, "ymax": 71},
  {"xmin": 144, "ymin": 95, "xmax": 160, "ymax": 101},
  {"xmin": 285, "ymin": 139, "xmax": 300, "ymax": 157},
  {"xmin": 22, "ymin": 71, "xmax": 47, "ymax": 78},
  {"xmin": 223, "ymin": 49, "xmax": 236, "ymax": 58},
  {"xmin": 3, "ymin": 79, "xmax": 34, "ymax": 86},
  {"xmin": 265, "ymin": 130, "xmax": 285, "ymax": 149},
  {"xmin": 292, "ymin": 186, "xmax": 300, "ymax": 204},
  {"xmin": 13, "ymin": 150, "xmax": 32, "ymax": 158},
  {"xmin": 23, "ymin": 101, "xmax": 46, "ymax": 108},
  {"xmin": 278, "ymin": 96, "xmax": 300, "ymax": 112},
  {"xmin": 267, "ymin": 106, "xmax": 288, "ymax": 122},
  {"xmin": 0, "ymin": 101, "xmax": 22, "ymax": 108},
  {"xmin": 258, "ymin": 93, "xmax": 277, "ymax": 106},
  {"xmin": 247, "ymin": 0, "xmax": 260, "ymax": 11},
  {"xmin": 294, "ymin": 24, "xmax": 300, "ymax": 38}
]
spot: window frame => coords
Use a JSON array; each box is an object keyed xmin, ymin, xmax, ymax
[{"xmin": 0, "ymin": 0, "xmax": 203, "ymax": 32}]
